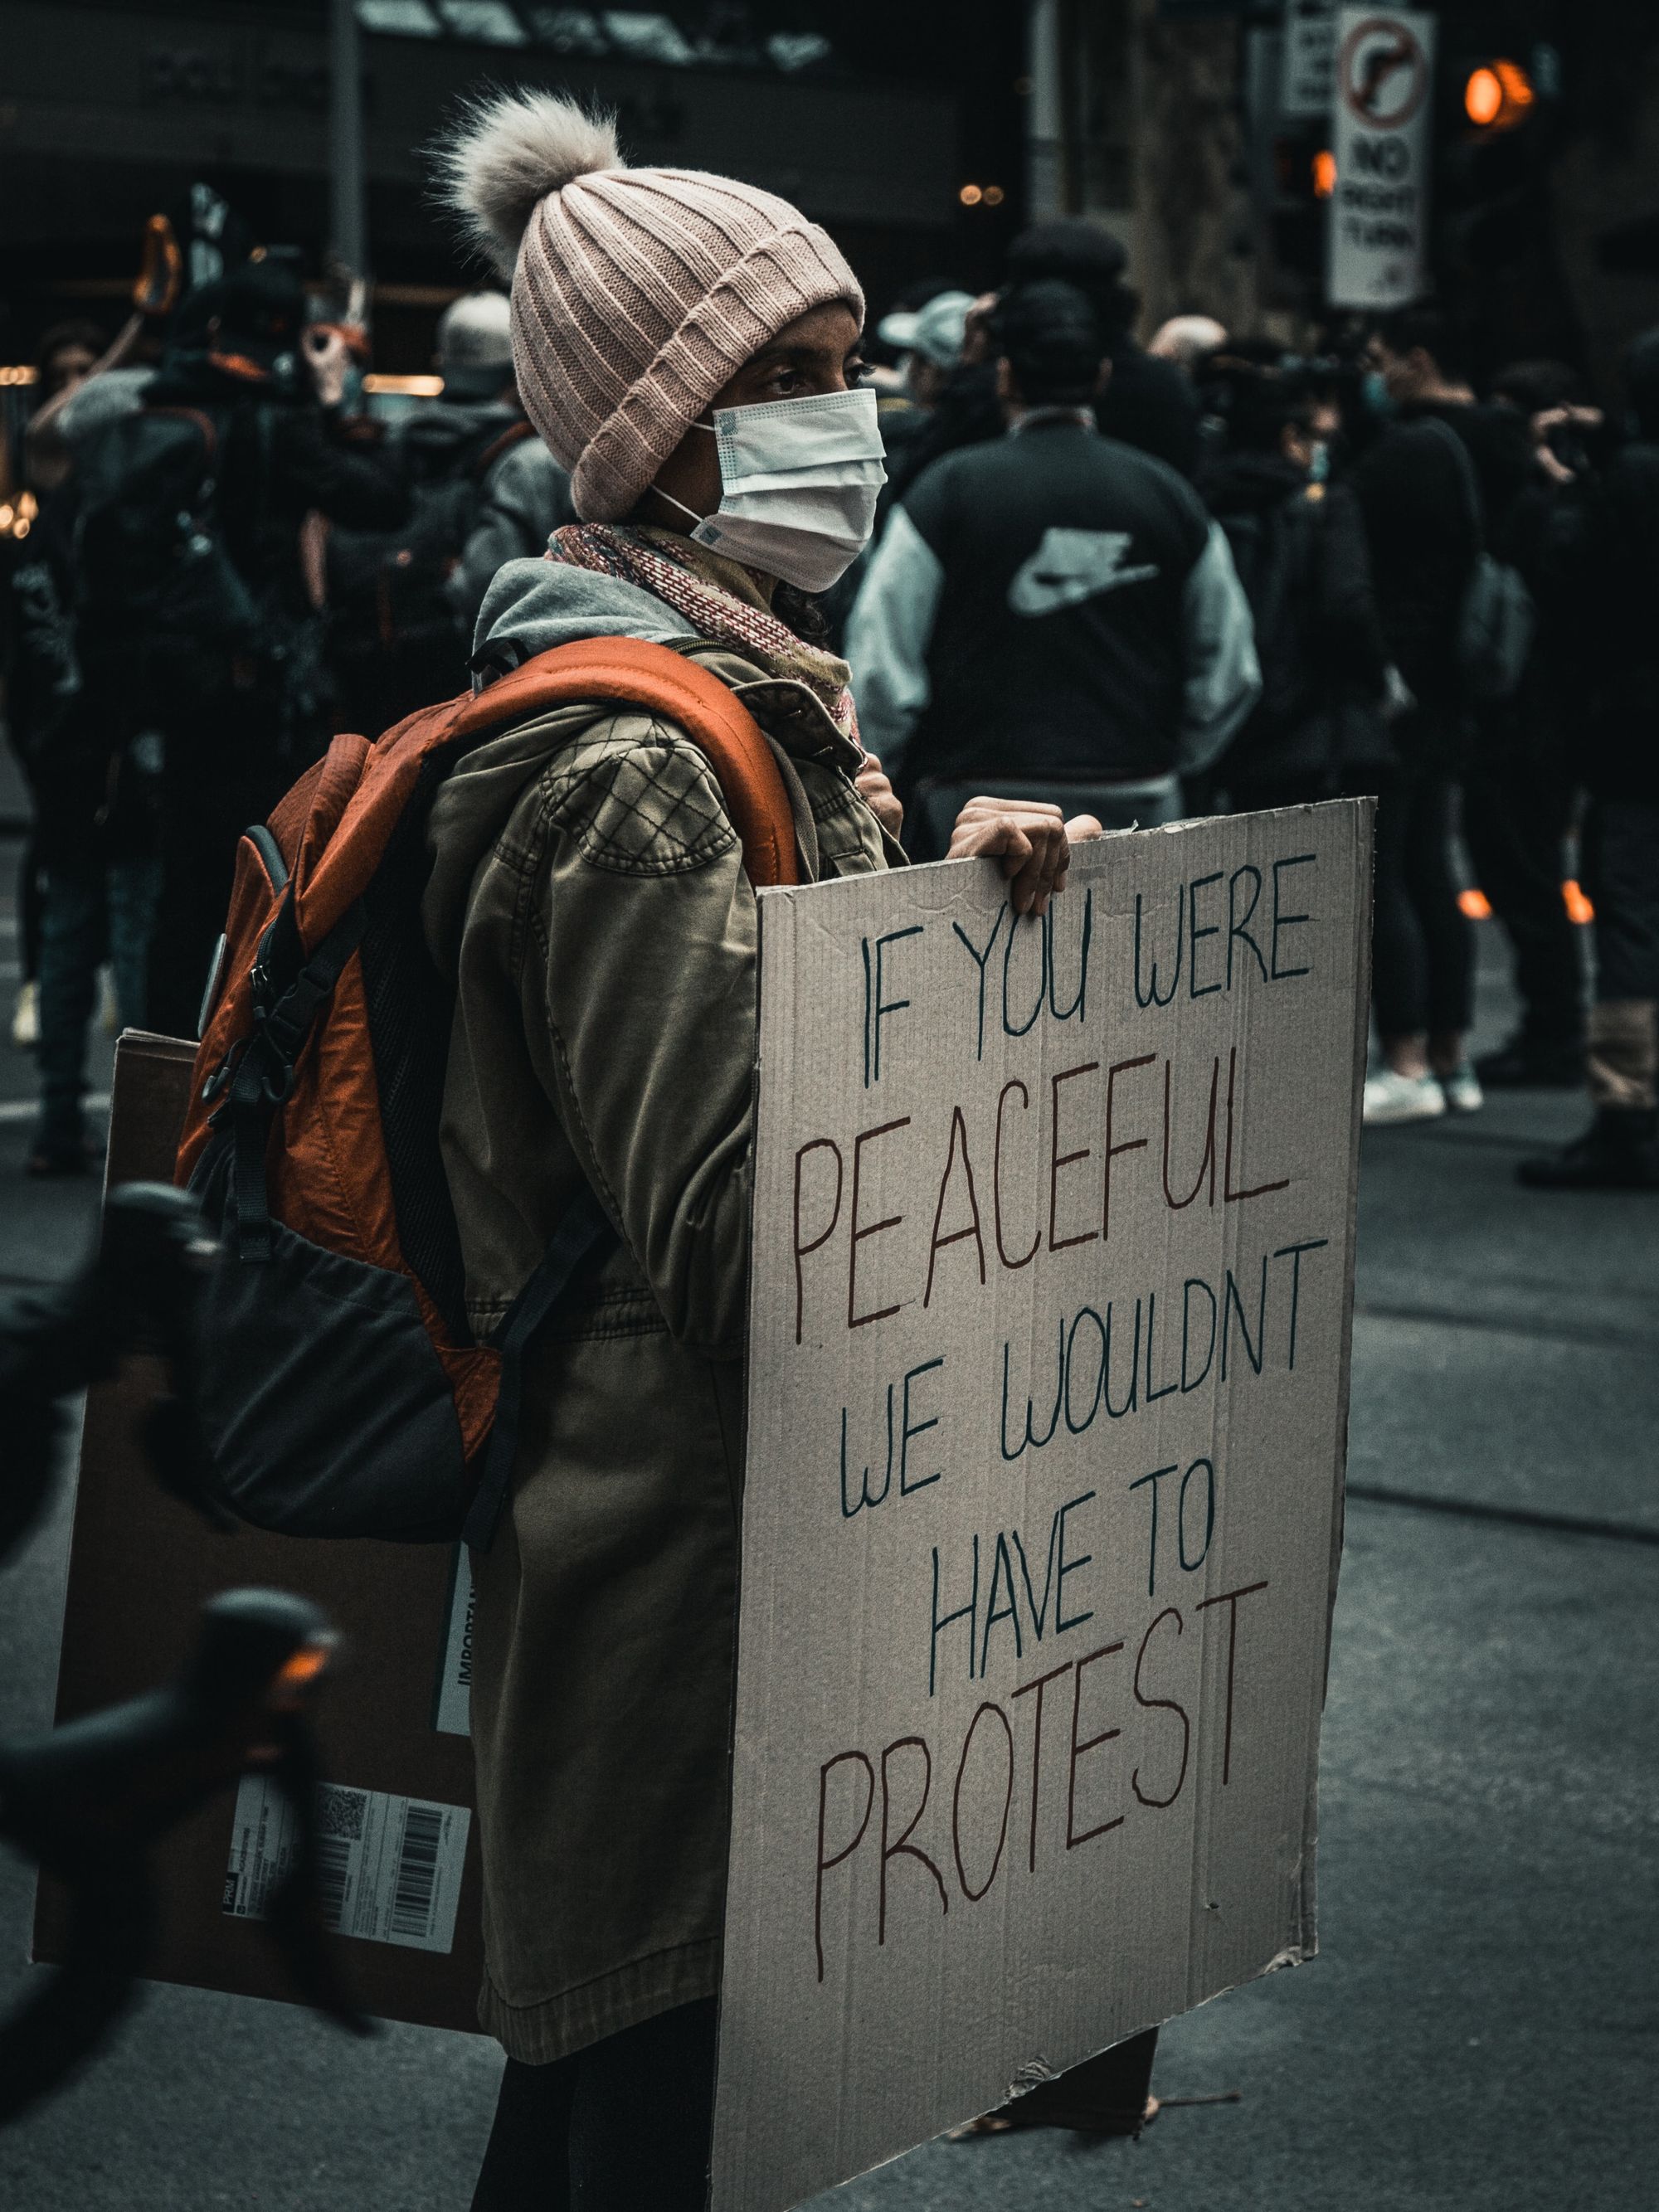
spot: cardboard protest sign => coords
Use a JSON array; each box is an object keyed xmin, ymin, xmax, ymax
[
  {"xmin": 36, "ymin": 1030, "xmax": 485, "ymax": 2033},
  {"xmin": 713, "ymin": 801, "xmax": 1372, "ymax": 2211}
]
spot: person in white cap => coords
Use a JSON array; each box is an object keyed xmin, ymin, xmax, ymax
[
  {"xmin": 1148, "ymin": 313, "xmax": 1230, "ymax": 374},
  {"xmin": 323, "ymin": 289, "xmax": 577, "ymax": 726},
  {"xmin": 434, "ymin": 289, "xmax": 578, "ymax": 631},
  {"xmin": 878, "ymin": 286, "xmax": 975, "ymax": 411},
  {"xmin": 435, "ymin": 285, "xmax": 517, "ymax": 402}
]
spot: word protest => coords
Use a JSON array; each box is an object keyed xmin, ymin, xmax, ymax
[{"xmin": 712, "ymin": 803, "xmax": 1372, "ymax": 2211}]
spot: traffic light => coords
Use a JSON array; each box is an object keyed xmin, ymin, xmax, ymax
[
  {"xmin": 1433, "ymin": 43, "xmax": 1572, "ymax": 368},
  {"xmin": 1259, "ymin": 119, "xmax": 1332, "ymax": 307},
  {"xmin": 1462, "ymin": 59, "xmax": 1535, "ymax": 134}
]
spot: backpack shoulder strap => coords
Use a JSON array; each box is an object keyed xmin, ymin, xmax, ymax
[
  {"xmin": 295, "ymin": 631, "xmax": 802, "ymax": 938},
  {"xmin": 450, "ymin": 636, "xmax": 802, "ymax": 1550},
  {"xmin": 460, "ymin": 634, "xmax": 803, "ymax": 889}
]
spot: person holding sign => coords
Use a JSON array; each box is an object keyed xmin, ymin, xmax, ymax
[{"xmin": 429, "ymin": 90, "xmax": 1101, "ymax": 2210}]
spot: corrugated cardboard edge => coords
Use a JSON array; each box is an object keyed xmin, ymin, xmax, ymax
[{"xmin": 1302, "ymin": 795, "xmax": 1376, "ymax": 1959}]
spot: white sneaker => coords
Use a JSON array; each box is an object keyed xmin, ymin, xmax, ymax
[
  {"xmin": 11, "ymin": 980, "xmax": 37, "ymax": 1049},
  {"xmin": 1438, "ymin": 1062, "xmax": 1485, "ymax": 1115},
  {"xmin": 1363, "ymin": 1068, "xmax": 1447, "ymax": 1125}
]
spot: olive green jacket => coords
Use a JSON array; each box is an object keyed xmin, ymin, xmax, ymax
[{"xmin": 421, "ymin": 639, "xmax": 894, "ymax": 2061}]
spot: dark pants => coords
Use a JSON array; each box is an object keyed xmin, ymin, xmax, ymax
[
  {"xmin": 36, "ymin": 854, "xmax": 160, "ymax": 1156},
  {"xmin": 17, "ymin": 832, "xmax": 43, "ymax": 986},
  {"xmin": 1582, "ymin": 796, "xmax": 1659, "ymax": 1111},
  {"xmin": 1370, "ymin": 764, "xmax": 1473, "ymax": 1038},
  {"xmin": 470, "ymin": 1999, "xmax": 719, "ymax": 2212},
  {"xmin": 1462, "ymin": 754, "xmax": 1584, "ymax": 1048}
]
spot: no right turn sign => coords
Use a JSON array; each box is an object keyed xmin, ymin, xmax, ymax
[{"xmin": 1326, "ymin": 7, "xmax": 1438, "ymax": 309}]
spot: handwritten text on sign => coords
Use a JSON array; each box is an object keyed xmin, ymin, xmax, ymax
[{"xmin": 713, "ymin": 804, "xmax": 1371, "ymax": 2212}]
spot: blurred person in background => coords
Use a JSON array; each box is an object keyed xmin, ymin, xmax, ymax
[
  {"xmin": 1462, "ymin": 358, "xmax": 1592, "ymax": 1090},
  {"xmin": 878, "ymin": 287, "xmax": 975, "ymax": 415},
  {"xmin": 878, "ymin": 221, "xmax": 1204, "ymax": 516},
  {"xmin": 2, "ymin": 318, "xmax": 161, "ymax": 1174},
  {"xmin": 868, "ymin": 285, "xmax": 973, "ymax": 496},
  {"xmin": 1202, "ymin": 358, "xmax": 1392, "ymax": 814},
  {"xmin": 1149, "ymin": 313, "xmax": 1229, "ymax": 374},
  {"xmin": 1362, "ymin": 305, "xmax": 1531, "ymax": 518},
  {"xmin": 1517, "ymin": 331, "xmax": 1659, "ymax": 1189},
  {"xmin": 818, "ymin": 286, "xmax": 973, "ymax": 647},
  {"xmin": 22, "ymin": 311, "xmax": 157, "ymax": 496},
  {"xmin": 846, "ymin": 278, "xmax": 1258, "ymax": 849},
  {"xmin": 878, "ymin": 295, "xmax": 1004, "ymax": 512},
  {"xmin": 444, "ymin": 290, "xmax": 576, "ymax": 640},
  {"xmin": 71, "ymin": 251, "xmax": 406, "ymax": 1038},
  {"xmin": 5, "ymin": 321, "xmax": 107, "ymax": 1054},
  {"xmin": 325, "ymin": 289, "xmax": 572, "ymax": 732},
  {"xmin": 1006, "ymin": 219, "xmax": 1201, "ymax": 478},
  {"xmin": 1347, "ymin": 305, "xmax": 1531, "ymax": 1125}
]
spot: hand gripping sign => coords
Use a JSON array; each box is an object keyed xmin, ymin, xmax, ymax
[{"xmin": 713, "ymin": 800, "xmax": 1373, "ymax": 2210}]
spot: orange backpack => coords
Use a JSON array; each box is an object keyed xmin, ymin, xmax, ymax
[{"xmin": 174, "ymin": 637, "xmax": 800, "ymax": 1547}]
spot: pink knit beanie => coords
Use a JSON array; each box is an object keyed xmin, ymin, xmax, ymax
[{"xmin": 440, "ymin": 90, "xmax": 865, "ymax": 523}]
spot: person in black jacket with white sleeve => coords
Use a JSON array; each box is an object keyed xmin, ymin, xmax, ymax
[{"xmin": 845, "ymin": 280, "xmax": 1259, "ymax": 853}]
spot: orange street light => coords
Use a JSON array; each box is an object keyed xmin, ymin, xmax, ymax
[
  {"xmin": 1465, "ymin": 66, "xmax": 1503, "ymax": 124},
  {"xmin": 959, "ymin": 183, "xmax": 984, "ymax": 207},
  {"xmin": 1465, "ymin": 59, "xmax": 1535, "ymax": 130}
]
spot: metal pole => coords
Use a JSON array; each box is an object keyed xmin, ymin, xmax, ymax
[
  {"xmin": 329, "ymin": 0, "xmax": 367, "ymax": 279},
  {"xmin": 1027, "ymin": 0, "xmax": 1063, "ymax": 220}
]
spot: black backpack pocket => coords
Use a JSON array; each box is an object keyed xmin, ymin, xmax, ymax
[{"xmin": 189, "ymin": 1144, "xmax": 467, "ymax": 1543}]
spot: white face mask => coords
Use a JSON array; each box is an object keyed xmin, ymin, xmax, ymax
[{"xmin": 654, "ymin": 386, "xmax": 886, "ymax": 593}]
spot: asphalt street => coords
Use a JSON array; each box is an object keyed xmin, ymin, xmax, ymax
[{"xmin": 1, "ymin": 824, "xmax": 1655, "ymax": 2212}]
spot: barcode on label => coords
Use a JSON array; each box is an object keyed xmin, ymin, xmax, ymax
[
  {"xmin": 224, "ymin": 1777, "xmax": 470, "ymax": 1955},
  {"xmin": 390, "ymin": 1804, "xmax": 443, "ymax": 1940},
  {"xmin": 315, "ymin": 1834, "xmax": 352, "ymax": 1931}
]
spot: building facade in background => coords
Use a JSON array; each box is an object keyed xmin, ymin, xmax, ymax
[
  {"xmin": 0, "ymin": 0, "xmax": 1023, "ymax": 372},
  {"xmin": 4, "ymin": 1, "xmax": 1659, "ymax": 402}
]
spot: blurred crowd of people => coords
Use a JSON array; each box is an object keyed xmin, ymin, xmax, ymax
[
  {"xmin": 4, "ymin": 207, "xmax": 1656, "ymax": 1189},
  {"xmin": 840, "ymin": 228, "xmax": 1657, "ymax": 1191},
  {"xmin": 2, "ymin": 232, "xmax": 568, "ymax": 1173}
]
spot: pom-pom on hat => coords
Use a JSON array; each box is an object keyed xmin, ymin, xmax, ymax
[{"xmin": 438, "ymin": 90, "xmax": 864, "ymax": 523}]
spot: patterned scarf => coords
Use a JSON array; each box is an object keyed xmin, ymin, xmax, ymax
[{"xmin": 549, "ymin": 522, "xmax": 861, "ymax": 746}]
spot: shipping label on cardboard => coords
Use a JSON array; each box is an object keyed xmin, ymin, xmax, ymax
[
  {"xmin": 712, "ymin": 803, "xmax": 1372, "ymax": 2212},
  {"xmin": 223, "ymin": 1777, "xmax": 470, "ymax": 1956}
]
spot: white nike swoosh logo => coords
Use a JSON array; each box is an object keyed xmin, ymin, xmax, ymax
[{"xmin": 1008, "ymin": 527, "xmax": 1160, "ymax": 616}]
